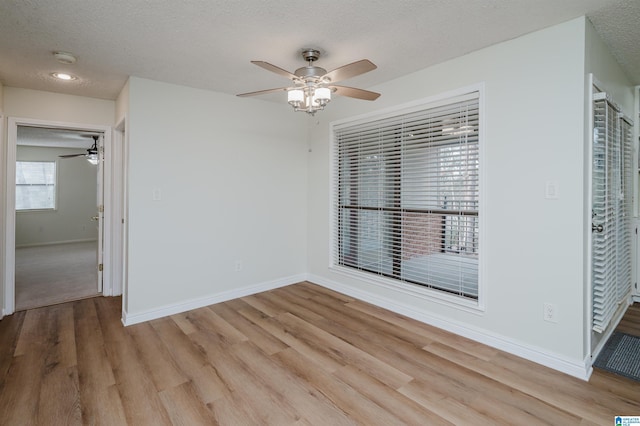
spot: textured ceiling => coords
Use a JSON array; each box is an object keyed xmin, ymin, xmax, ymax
[{"xmin": 0, "ymin": 0, "xmax": 638, "ymax": 102}]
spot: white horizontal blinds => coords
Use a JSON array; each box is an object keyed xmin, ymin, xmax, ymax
[
  {"xmin": 15, "ymin": 161, "xmax": 56, "ymax": 210},
  {"xmin": 592, "ymin": 98, "xmax": 617, "ymax": 333},
  {"xmin": 334, "ymin": 92, "xmax": 479, "ymax": 299},
  {"xmin": 617, "ymin": 116, "xmax": 633, "ymax": 303},
  {"xmin": 591, "ymin": 96, "xmax": 633, "ymax": 333}
]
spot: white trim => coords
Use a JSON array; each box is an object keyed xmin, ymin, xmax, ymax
[
  {"xmin": 0, "ymin": 111, "xmax": 4, "ymax": 320},
  {"xmin": 308, "ymin": 273, "xmax": 592, "ymax": 381},
  {"xmin": 331, "ymin": 265, "xmax": 483, "ymax": 314},
  {"xmin": 3, "ymin": 117, "xmax": 113, "ymax": 315},
  {"xmin": 4, "ymin": 119, "xmax": 17, "ymax": 314},
  {"xmin": 121, "ymin": 274, "xmax": 307, "ymax": 326},
  {"xmin": 108, "ymin": 118, "xmax": 126, "ymax": 298},
  {"xmin": 586, "ymin": 73, "xmax": 595, "ymax": 355}
]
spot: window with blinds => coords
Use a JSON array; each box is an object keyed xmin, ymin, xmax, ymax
[
  {"xmin": 591, "ymin": 93, "xmax": 633, "ymax": 333},
  {"xmin": 16, "ymin": 161, "xmax": 57, "ymax": 211},
  {"xmin": 332, "ymin": 90, "xmax": 480, "ymax": 301}
]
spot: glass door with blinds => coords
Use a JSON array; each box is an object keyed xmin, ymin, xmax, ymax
[{"xmin": 591, "ymin": 91, "xmax": 633, "ymax": 334}]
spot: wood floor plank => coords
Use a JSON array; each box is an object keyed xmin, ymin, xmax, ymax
[
  {"xmin": 94, "ymin": 297, "xmax": 172, "ymax": 425},
  {"xmin": 276, "ymin": 311, "xmax": 413, "ymax": 389},
  {"xmin": 127, "ymin": 321, "xmax": 188, "ymax": 392},
  {"xmin": 158, "ymin": 381, "xmax": 219, "ymax": 426},
  {"xmin": 209, "ymin": 300, "xmax": 289, "ymax": 355},
  {"xmin": 255, "ymin": 290, "xmax": 326, "ymax": 323},
  {"xmin": 273, "ymin": 347, "xmax": 406, "ymax": 425},
  {"xmin": 308, "ymin": 295, "xmax": 435, "ymax": 347},
  {"xmin": 419, "ymin": 342, "xmax": 582, "ymax": 425},
  {"xmin": 151, "ymin": 317, "xmax": 227, "ymax": 404},
  {"xmin": 182, "ymin": 306, "xmax": 248, "ymax": 344},
  {"xmin": 1, "ymin": 284, "xmax": 638, "ymax": 425},
  {"xmin": 0, "ymin": 310, "xmax": 25, "ymax": 381},
  {"xmin": 0, "ymin": 350, "xmax": 45, "ymax": 424},
  {"xmin": 335, "ymin": 365, "xmax": 453, "ymax": 425},
  {"xmin": 240, "ymin": 293, "xmax": 284, "ymax": 317},
  {"xmin": 36, "ymin": 304, "xmax": 82, "ymax": 424},
  {"xmin": 425, "ymin": 340, "xmax": 640, "ymax": 425},
  {"xmin": 232, "ymin": 340, "xmax": 357, "ymax": 425},
  {"xmin": 398, "ymin": 380, "xmax": 502, "ymax": 426},
  {"xmin": 189, "ymin": 332, "xmax": 303, "ymax": 424},
  {"xmin": 37, "ymin": 365, "xmax": 82, "ymax": 425},
  {"xmin": 239, "ymin": 307, "xmax": 345, "ymax": 373},
  {"xmin": 74, "ymin": 298, "xmax": 126, "ymax": 424}
]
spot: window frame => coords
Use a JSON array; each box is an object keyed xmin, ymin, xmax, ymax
[
  {"xmin": 15, "ymin": 160, "xmax": 58, "ymax": 212},
  {"xmin": 329, "ymin": 84, "xmax": 485, "ymax": 312}
]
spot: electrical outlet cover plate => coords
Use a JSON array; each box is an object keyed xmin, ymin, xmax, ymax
[{"xmin": 543, "ymin": 303, "xmax": 557, "ymax": 322}]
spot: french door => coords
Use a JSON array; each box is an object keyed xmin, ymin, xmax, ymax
[{"xmin": 591, "ymin": 91, "xmax": 633, "ymax": 333}]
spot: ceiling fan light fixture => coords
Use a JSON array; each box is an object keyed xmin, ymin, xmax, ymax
[
  {"xmin": 313, "ymin": 87, "xmax": 331, "ymax": 105},
  {"xmin": 86, "ymin": 153, "xmax": 99, "ymax": 165},
  {"xmin": 238, "ymin": 48, "xmax": 379, "ymax": 115},
  {"xmin": 288, "ymin": 89, "xmax": 304, "ymax": 107}
]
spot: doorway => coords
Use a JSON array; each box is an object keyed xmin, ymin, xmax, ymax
[
  {"xmin": 3, "ymin": 118, "xmax": 117, "ymax": 315},
  {"xmin": 14, "ymin": 126, "xmax": 103, "ymax": 310}
]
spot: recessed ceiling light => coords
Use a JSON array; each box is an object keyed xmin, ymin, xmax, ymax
[
  {"xmin": 51, "ymin": 72, "xmax": 77, "ymax": 81},
  {"xmin": 53, "ymin": 51, "xmax": 77, "ymax": 64}
]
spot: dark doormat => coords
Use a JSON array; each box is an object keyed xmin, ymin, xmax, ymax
[{"xmin": 593, "ymin": 332, "xmax": 640, "ymax": 382}]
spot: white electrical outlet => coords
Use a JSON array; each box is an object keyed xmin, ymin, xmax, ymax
[
  {"xmin": 543, "ymin": 303, "xmax": 557, "ymax": 323},
  {"xmin": 235, "ymin": 260, "xmax": 242, "ymax": 272}
]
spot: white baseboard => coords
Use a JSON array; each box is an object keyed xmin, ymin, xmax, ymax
[
  {"xmin": 121, "ymin": 274, "xmax": 307, "ymax": 326},
  {"xmin": 307, "ymin": 273, "xmax": 591, "ymax": 381}
]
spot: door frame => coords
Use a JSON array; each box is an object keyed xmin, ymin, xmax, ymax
[{"xmin": 3, "ymin": 117, "xmax": 117, "ymax": 315}]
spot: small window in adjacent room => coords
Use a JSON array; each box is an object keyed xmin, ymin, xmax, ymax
[
  {"xmin": 16, "ymin": 161, "xmax": 57, "ymax": 211},
  {"xmin": 331, "ymin": 87, "xmax": 481, "ymax": 305}
]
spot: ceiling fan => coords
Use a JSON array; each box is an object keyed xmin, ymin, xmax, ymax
[
  {"xmin": 59, "ymin": 135, "xmax": 99, "ymax": 164},
  {"xmin": 237, "ymin": 48, "xmax": 381, "ymax": 114}
]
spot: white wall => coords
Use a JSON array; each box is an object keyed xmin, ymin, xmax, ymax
[
  {"xmin": 3, "ymin": 88, "xmax": 115, "ymax": 125},
  {"xmin": 124, "ymin": 77, "xmax": 308, "ymax": 319},
  {"xmin": 115, "ymin": 79, "xmax": 129, "ymax": 124},
  {"xmin": 307, "ymin": 17, "xmax": 593, "ymax": 376},
  {"xmin": 15, "ymin": 145, "xmax": 98, "ymax": 246}
]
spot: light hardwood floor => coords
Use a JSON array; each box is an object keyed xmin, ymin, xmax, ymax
[
  {"xmin": 15, "ymin": 241, "xmax": 100, "ymax": 311},
  {"xmin": 0, "ymin": 282, "xmax": 638, "ymax": 425}
]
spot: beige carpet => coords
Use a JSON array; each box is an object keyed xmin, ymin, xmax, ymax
[{"xmin": 15, "ymin": 241, "xmax": 100, "ymax": 311}]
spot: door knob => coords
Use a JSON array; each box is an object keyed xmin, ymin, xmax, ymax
[{"xmin": 91, "ymin": 216, "xmax": 99, "ymax": 221}]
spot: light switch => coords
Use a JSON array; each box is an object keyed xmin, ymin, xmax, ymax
[
  {"xmin": 152, "ymin": 188, "xmax": 161, "ymax": 201},
  {"xmin": 545, "ymin": 181, "xmax": 559, "ymax": 199}
]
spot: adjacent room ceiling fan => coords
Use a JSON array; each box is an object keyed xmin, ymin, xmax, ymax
[
  {"xmin": 59, "ymin": 135, "xmax": 99, "ymax": 164},
  {"xmin": 237, "ymin": 48, "xmax": 381, "ymax": 115}
]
